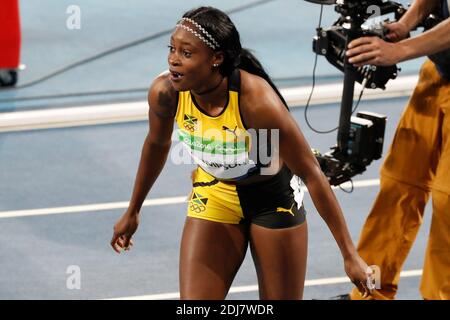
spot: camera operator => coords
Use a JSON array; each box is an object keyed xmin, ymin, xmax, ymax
[{"xmin": 338, "ymin": 0, "xmax": 450, "ymax": 300}]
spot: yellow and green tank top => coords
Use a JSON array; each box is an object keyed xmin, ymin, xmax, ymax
[{"xmin": 174, "ymin": 69, "xmax": 260, "ymax": 181}]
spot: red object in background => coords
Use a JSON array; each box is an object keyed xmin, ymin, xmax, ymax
[{"xmin": 0, "ymin": 0, "xmax": 21, "ymax": 69}]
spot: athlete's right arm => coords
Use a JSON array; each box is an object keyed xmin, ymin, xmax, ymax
[
  {"xmin": 127, "ymin": 73, "xmax": 177, "ymax": 214},
  {"xmin": 110, "ymin": 72, "xmax": 177, "ymax": 253}
]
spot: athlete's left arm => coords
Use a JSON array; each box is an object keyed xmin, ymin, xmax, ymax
[{"xmin": 241, "ymin": 78, "xmax": 370, "ymax": 292}]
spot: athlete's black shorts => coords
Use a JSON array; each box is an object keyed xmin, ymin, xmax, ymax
[{"xmin": 187, "ymin": 164, "xmax": 306, "ymax": 229}]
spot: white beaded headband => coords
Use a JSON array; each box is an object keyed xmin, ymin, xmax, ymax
[{"xmin": 175, "ymin": 17, "xmax": 220, "ymax": 50}]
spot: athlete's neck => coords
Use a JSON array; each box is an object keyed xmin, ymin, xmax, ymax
[
  {"xmin": 191, "ymin": 74, "xmax": 228, "ymax": 112},
  {"xmin": 195, "ymin": 74, "xmax": 224, "ymax": 96}
]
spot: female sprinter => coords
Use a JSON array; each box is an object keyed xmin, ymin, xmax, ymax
[{"xmin": 110, "ymin": 6, "xmax": 372, "ymax": 300}]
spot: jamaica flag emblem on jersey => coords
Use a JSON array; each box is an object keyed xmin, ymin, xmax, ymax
[
  {"xmin": 189, "ymin": 192, "xmax": 208, "ymax": 213},
  {"xmin": 183, "ymin": 114, "xmax": 198, "ymax": 132}
]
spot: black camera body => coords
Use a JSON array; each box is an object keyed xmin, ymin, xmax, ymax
[
  {"xmin": 308, "ymin": 0, "xmax": 442, "ymax": 89},
  {"xmin": 313, "ymin": 26, "xmax": 399, "ymax": 90}
]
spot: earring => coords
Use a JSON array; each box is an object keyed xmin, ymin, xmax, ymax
[{"xmin": 213, "ymin": 63, "xmax": 219, "ymax": 67}]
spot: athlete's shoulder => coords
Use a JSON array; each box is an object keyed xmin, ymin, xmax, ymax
[
  {"xmin": 239, "ymin": 69, "xmax": 271, "ymax": 95},
  {"xmin": 238, "ymin": 69, "xmax": 283, "ymax": 126},
  {"xmin": 239, "ymin": 69, "xmax": 277, "ymax": 105},
  {"xmin": 148, "ymin": 70, "xmax": 178, "ymax": 119}
]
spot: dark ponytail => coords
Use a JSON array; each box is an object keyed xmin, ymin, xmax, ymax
[{"xmin": 181, "ymin": 6, "xmax": 289, "ymax": 110}]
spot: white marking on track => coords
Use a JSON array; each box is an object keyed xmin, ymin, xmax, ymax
[
  {"xmin": 0, "ymin": 76, "xmax": 416, "ymax": 132},
  {"xmin": 0, "ymin": 179, "xmax": 380, "ymax": 219},
  {"xmin": 106, "ymin": 269, "xmax": 422, "ymax": 300}
]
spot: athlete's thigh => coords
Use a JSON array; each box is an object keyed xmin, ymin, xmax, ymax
[
  {"xmin": 249, "ymin": 221, "xmax": 308, "ymax": 300},
  {"xmin": 179, "ymin": 217, "xmax": 248, "ymax": 300}
]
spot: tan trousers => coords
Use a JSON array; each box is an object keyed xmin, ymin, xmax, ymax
[{"xmin": 350, "ymin": 60, "xmax": 450, "ymax": 300}]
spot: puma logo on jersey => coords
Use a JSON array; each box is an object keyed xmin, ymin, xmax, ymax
[{"xmin": 222, "ymin": 125, "xmax": 238, "ymax": 138}]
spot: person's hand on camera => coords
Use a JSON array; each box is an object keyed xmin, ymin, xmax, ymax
[
  {"xmin": 110, "ymin": 210, "xmax": 139, "ymax": 253},
  {"xmin": 344, "ymin": 254, "xmax": 374, "ymax": 299},
  {"xmin": 384, "ymin": 21, "xmax": 410, "ymax": 42},
  {"xmin": 346, "ymin": 36, "xmax": 402, "ymax": 67}
]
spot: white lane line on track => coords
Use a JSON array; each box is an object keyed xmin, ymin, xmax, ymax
[
  {"xmin": 0, "ymin": 179, "xmax": 380, "ymax": 219},
  {"xmin": 0, "ymin": 76, "xmax": 417, "ymax": 133},
  {"xmin": 0, "ymin": 196, "xmax": 187, "ymax": 219},
  {"xmin": 106, "ymin": 269, "xmax": 423, "ymax": 300}
]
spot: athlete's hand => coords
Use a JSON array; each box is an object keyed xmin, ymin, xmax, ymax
[
  {"xmin": 344, "ymin": 254, "xmax": 374, "ymax": 298},
  {"xmin": 110, "ymin": 210, "xmax": 139, "ymax": 253}
]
